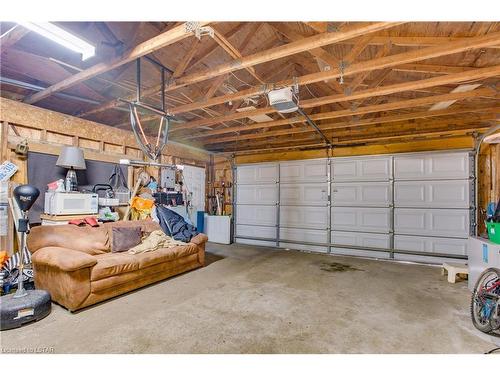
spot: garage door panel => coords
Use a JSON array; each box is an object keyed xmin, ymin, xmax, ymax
[
  {"xmin": 331, "ymin": 248, "xmax": 390, "ymax": 259},
  {"xmin": 394, "ymin": 152, "xmax": 470, "ymax": 180},
  {"xmin": 332, "ymin": 156, "xmax": 392, "ymax": 181},
  {"xmin": 394, "ymin": 208, "xmax": 470, "ymax": 238},
  {"xmin": 280, "ymin": 206, "xmax": 328, "ymax": 229},
  {"xmin": 237, "ymin": 184, "xmax": 278, "ymax": 205},
  {"xmin": 332, "ymin": 182, "xmax": 392, "ymax": 207},
  {"xmin": 236, "ymin": 205, "xmax": 277, "ymax": 226},
  {"xmin": 236, "ymin": 238, "xmax": 277, "ymax": 247},
  {"xmin": 331, "ymin": 207, "xmax": 392, "ymax": 233},
  {"xmin": 280, "ymin": 183, "xmax": 328, "ymax": 206},
  {"xmin": 279, "ymin": 227, "xmax": 327, "ymax": 245},
  {"xmin": 280, "ymin": 159, "xmax": 327, "ymax": 183},
  {"xmin": 394, "ymin": 235, "xmax": 468, "ymax": 256},
  {"xmin": 331, "ymin": 231, "xmax": 391, "ymax": 249},
  {"xmin": 237, "ymin": 163, "xmax": 278, "ymax": 184},
  {"xmin": 395, "ymin": 180, "xmax": 470, "ymax": 208},
  {"xmin": 236, "ymin": 225, "xmax": 276, "ymax": 240}
]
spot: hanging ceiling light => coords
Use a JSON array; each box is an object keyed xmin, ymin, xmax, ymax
[{"xmin": 18, "ymin": 22, "xmax": 95, "ymax": 60}]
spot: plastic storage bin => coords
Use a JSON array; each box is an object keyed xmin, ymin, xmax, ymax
[{"xmin": 486, "ymin": 221, "xmax": 500, "ymax": 244}]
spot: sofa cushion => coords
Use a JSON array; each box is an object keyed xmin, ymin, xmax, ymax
[
  {"xmin": 111, "ymin": 227, "xmax": 142, "ymax": 253},
  {"xmin": 91, "ymin": 253, "xmax": 140, "ymax": 281},
  {"xmin": 135, "ymin": 243, "xmax": 199, "ymax": 269},
  {"xmin": 28, "ymin": 225, "xmax": 109, "ymax": 255}
]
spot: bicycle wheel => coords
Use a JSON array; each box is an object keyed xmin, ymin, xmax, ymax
[{"xmin": 470, "ymin": 268, "xmax": 500, "ymax": 333}]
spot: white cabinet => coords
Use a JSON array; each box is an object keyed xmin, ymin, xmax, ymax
[
  {"xmin": 331, "ymin": 207, "xmax": 392, "ymax": 233},
  {"xmin": 237, "ymin": 184, "xmax": 278, "ymax": 205},
  {"xmin": 394, "ymin": 235, "xmax": 468, "ymax": 256},
  {"xmin": 280, "ymin": 159, "xmax": 328, "ymax": 183},
  {"xmin": 205, "ymin": 215, "xmax": 231, "ymax": 244},
  {"xmin": 394, "ymin": 180, "xmax": 470, "ymax": 208},
  {"xmin": 236, "ymin": 205, "xmax": 277, "ymax": 227},
  {"xmin": 394, "ymin": 208, "xmax": 470, "ymax": 238},
  {"xmin": 332, "ymin": 156, "xmax": 392, "ymax": 181},
  {"xmin": 236, "ymin": 224, "xmax": 276, "ymax": 240},
  {"xmin": 280, "ymin": 183, "xmax": 328, "ymax": 206},
  {"xmin": 236, "ymin": 163, "xmax": 278, "ymax": 184},
  {"xmin": 332, "ymin": 182, "xmax": 392, "ymax": 207},
  {"xmin": 394, "ymin": 152, "xmax": 470, "ymax": 180},
  {"xmin": 280, "ymin": 206, "xmax": 328, "ymax": 229}
]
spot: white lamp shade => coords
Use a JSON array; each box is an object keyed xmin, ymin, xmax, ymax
[{"xmin": 56, "ymin": 146, "xmax": 86, "ymax": 170}]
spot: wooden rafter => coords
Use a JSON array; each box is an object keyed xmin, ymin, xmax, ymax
[
  {"xmin": 171, "ymin": 65, "xmax": 500, "ymax": 134},
  {"xmin": 0, "ymin": 25, "xmax": 29, "ymax": 52},
  {"xmin": 201, "ymin": 106, "xmax": 499, "ymax": 145},
  {"xmin": 78, "ymin": 22, "xmax": 401, "ymax": 118},
  {"xmin": 173, "ymin": 39, "xmax": 200, "ymax": 78},
  {"xmin": 160, "ymin": 31, "xmax": 500, "ymax": 119},
  {"xmin": 23, "ymin": 22, "xmax": 208, "ymax": 104}
]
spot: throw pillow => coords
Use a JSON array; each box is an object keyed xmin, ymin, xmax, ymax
[{"xmin": 111, "ymin": 227, "xmax": 142, "ymax": 253}]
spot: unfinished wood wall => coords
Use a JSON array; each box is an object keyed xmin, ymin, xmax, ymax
[
  {"xmin": 478, "ymin": 143, "xmax": 500, "ymax": 234},
  {"xmin": 0, "ymin": 97, "xmax": 211, "ymax": 254}
]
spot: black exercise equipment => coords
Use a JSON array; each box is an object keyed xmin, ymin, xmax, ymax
[{"xmin": 0, "ymin": 184, "xmax": 51, "ymax": 330}]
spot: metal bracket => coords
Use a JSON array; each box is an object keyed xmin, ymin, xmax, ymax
[
  {"xmin": 326, "ymin": 23, "xmax": 340, "ymax": 33},
  {"xmin": 338, "ymin": 60, "xmax": 348, "ymax": 85},
  {"xmin": 185, "ymin": 22, "xmax": 214, "ymax": 40}
]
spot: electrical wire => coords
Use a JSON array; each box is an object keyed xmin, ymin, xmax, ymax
[
  {"xmin": 230, "ymin": 72, "xmax": 253, "ymax": 88},
  {"xmin": 304, "ymin": 84, "xmax": 318, "ymax": 98}
]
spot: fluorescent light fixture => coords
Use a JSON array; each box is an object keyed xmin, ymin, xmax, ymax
[{"xmin": 18, "ymin": 22, "xmax": 95, "ymax": 60}]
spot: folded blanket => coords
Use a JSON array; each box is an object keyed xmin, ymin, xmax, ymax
[{"xmin": 127, "ymin": 230, "xmax": 186, "ymax": 254}]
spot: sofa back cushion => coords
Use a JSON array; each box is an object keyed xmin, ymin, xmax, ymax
[{"xmin": 28, "ymin": 225, "xmax": 110, "ymax": 255}]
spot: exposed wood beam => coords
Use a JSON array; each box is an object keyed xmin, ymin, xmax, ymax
[
  {"xmin": 78, "ymin": 22, "xmax": 402, "ymax": 118},
  {"xmin": 231, "ymin": 137, "xmax": 475, "ymax": 161},
  {"xmin": 0, "ymin": 25, "xmax": 29, "ymax": 52},
  {"xmin": 268, "ymin": 22, "xmax": 346, "ymax": 102},
  {"xmin": 173, "ymin": 38, "xmax": 200, "ymax": 78},
  {"xmin": 163, "ymin": 32, "xmax": 500, "ymax": 118},
  {"xmin": 212, "ymin": 27, "xmax": 263, "ymax": 84},
  {"xmin": 217, "ymin": 123, "xmax": 490, "ymax": 152},
  {"xmin": 23, "ymin": 22, "xmax": 208, "ymax": 104},
  {"xmin": 172, "ymin": 65, "xmax": 500, "ymax": 134},
  {"xmin": 182, "ymin": 87, "xmax": 495, "ymax": 139},
  {"xmin": 343, "ymin": 34, "xmax": 374, "ymax": 63},
  {"xmin": 393, "ymin": 63, "xmax": 475, "ymax": 75},
  {"xmin": 202, "ymin": 106, "xmax": 499, "ymax": 144},
  {"xmin": 185, "ymin": 23, "xmax": 245, "ymax": 72},
  {"xmin": 346, "ymin": 42, "xmax": 392, "ymax": 93}
]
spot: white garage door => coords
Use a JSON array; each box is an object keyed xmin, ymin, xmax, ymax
[
  {"xmin": 331, "ymin": 155, "xmax": 393, "ymax": 259},
  {"xmin": 234, "ymin": 151, "xmax": 473, "ymax": 263},
  {"xmin": 278, "ymin": 159, "xmax": 329, "ymax": 253},
  {"xmin": 393, "ymin": 152, "xmax": 472, "ymax": 263}
]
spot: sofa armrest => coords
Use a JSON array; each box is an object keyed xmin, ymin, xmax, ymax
[
  {"xmin": 32, "ymin": 246, "xmax": 97, "ymax": 272},
  {"xmin": 190, "ymin": 233, "xmax": 208, "ymax": 246}
]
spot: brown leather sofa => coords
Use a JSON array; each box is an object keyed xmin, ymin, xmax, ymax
[{"xmin": 27, "ymin": 220, "xmax": 207, "ymax": 311}]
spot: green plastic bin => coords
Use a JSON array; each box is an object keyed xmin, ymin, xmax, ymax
[{"xmin": 486, "ymin": 221, "xmax": 500, "ymax": 244}]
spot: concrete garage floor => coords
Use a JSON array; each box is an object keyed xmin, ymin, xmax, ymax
[{"xmin": 1, "ymin": 242, "xmax": 499, "ymax": 354}]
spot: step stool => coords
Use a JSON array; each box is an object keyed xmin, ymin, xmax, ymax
[{"xmin": 442, "ymin": 262, "xmax": 469, "ymax": 283}]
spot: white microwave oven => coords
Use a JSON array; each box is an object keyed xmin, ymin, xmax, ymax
[{"xmin": 44, "ymin": 192, "xmax": 98, "ymax": 215}]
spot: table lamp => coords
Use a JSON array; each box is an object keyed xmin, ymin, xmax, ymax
[{"xmin": 56, "ymin": 146, "xmax": 86, "ymax": 191}]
